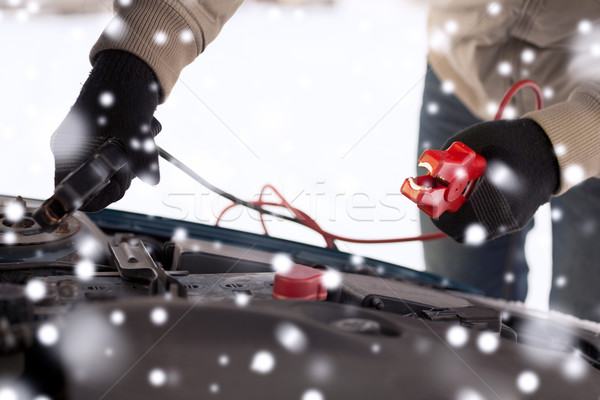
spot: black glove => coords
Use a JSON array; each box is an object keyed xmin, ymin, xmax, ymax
[
  {"xmin": 431, "ymin": 119, "xmax": 560, "ymax": 243},
  {"xmin": 50, "ymin": 50, "xmax": 161, "ymax": 212}
]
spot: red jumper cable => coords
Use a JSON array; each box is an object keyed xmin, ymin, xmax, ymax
[
  {"xmin": 216, "ymin": 80, "xmax": 544, "ymax": 248},
  {"xmin": 401, "ymin": 80, "xmax": 544, "ymax": 218}
]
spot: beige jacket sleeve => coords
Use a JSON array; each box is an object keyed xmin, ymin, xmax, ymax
[
  {"xmin": 90, "ymin": 0, "xmax": 243, "ymax": 101},
  {"xmin": 524, "ymin": 84, "xmax": 600, "ymax": 195}
]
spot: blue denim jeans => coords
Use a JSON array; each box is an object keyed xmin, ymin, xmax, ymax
[{"xmin": 418, "ymin": 67, "xmax": 600, "ymax": 321}]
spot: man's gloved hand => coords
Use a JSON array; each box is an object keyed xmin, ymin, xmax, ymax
[
  {"xmin": 51, "ymin": 49, "xmax": 161, "ymax": 212},
  {"xmin": 431, "ymin": 119, "xmax": 560, "ymax": 243}
]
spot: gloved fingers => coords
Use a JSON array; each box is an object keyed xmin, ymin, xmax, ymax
[
  {"xmin": 431, "ymin": 178, "xmax": 521, "ymax": 243},
  {"xmin": 52, "ymin": 120, "xmax": 105, "ymax": 188},
  {"xmin": 123, "ymin": 119, "xmax": 161, "ymax": 185},
  {"xmin": 150, "ymin": 117, "xmax": 162, "ymax": 138},
  {"xmin": 79, "ymin": 167, "xmax": 134, "ymax": 212}
]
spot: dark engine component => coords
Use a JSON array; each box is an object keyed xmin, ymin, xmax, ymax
[
  {"xmin": 0, "ymin": 196, "xmax": 109, "ymax": 265},
  {"xmin": 0, "ymin": 195, "xmax": 599, "ymax": 399}
]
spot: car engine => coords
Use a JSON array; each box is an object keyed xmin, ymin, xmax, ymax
[{"xmin": 1, "ymin": 195, "xmax": 599, "ymax": 399}]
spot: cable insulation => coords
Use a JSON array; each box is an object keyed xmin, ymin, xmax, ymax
[{"xmin": 163, "ymin": 79, "xmax": 543, "ymax": 249}]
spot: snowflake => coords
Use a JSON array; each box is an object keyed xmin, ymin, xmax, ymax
[
  {"xmin": 321, "ymin": 270, "xmax": 342, "ymax": 290},
  {"xmin": 516, "ymin": 370, "xmax": 539, "ymax": 393},
  {"xmin": 154, "ymin": 31, "xmax": 168, "ymax": 46},
  {"xmin": 4, "ymin": 201, "xmax": 25, "ymax": 222},
  {"xmin": 172, "ymin": 227, "xmax": 188, "ymax": 241},
  {"xmin": 521, "ymin": 48, "xmax": 535, "ymax": 64},
  {"xmin": 486, "ymin": 102, "xmax": 498, "ymax": 117},
  {"xmin": 446, "ymin": 325, "xmax": 468, "ymax": 348},
  {"xmin": 542, "ymin": 86, "xmax": 554, "ymax": 99},
  {"xmin": 2, "ymin": 232, "xmax": 17, "ymax": 244},
  {"xmin": 562, "ymin": 352, "xmax": 588, "ymax": 381},
  {"xmin": 75, "ymin": 259, "xmax": 95, "ymax": 281},
  {"xmin": 497, "ymin": 61, "xmax": 512, "ymax": 76},
  {"xmin": 349, "ymin": 254, "xmax": 364, "ymax": 266},
  {"xmin": 25, "ymin": 279, "xmax": 46, "ymax": 302},
  {"xmin": 476, "ymin": 332, "xmax": 499, "ymax": 354},
  {"xmin": 250, "ymin": 350, "xmax": 275, "ymax": 374},
  {"xmin": 105, "ymin": 347, "xmax": 114, "ymax": 357},
  {"xmin": 307, "ymin": 358, "xmax": 333, "ymax": 382},
  {"xmin": 555, "ymin": 275, "xmax": 567, "ymax": 288},
  {"xmin": 209, "ymin": 383, "xmax": 219, "ymax": 394},
  {"xmin": 143, "ymin": 138, "xmax": 155, "ymax": 153},
  {"xmin": 504, "ymin": 272, "xmax": 515, "ymax": 283},
  {"xmin": 554, "ymin": 143, "xmax": 567, "ymax": 157},
  {"xmin": 487, "ymin": 161, "xmax": 519, "ymax": 191},
  {"xmin": 275, "ymin": 322, "xmax": 308, "ymax": 353},
  {"xmin": 487, "ymin": 2, "xmax": 502, "ymax": 16},
  {"xmin": 551, "ymin": 208, "xmax": 563, "ymax": 222},
  {"xmin": 234, "ymin": 292, "xmax": 250, "ymax": 307},
  {"xmin": 27, "ymin": 2, "xmax": 40, "ymax": 14},
  {"xmin": 429, "ymin": 29, "xmax": 449, "ymax": 52},
  {"xmin": 564, "ymin": 165, "xmax": 585, "ymax": 185},
  {"xmin": 117, "ymin": 0, "xmax": 132, "ymax": 7},
  {"xmin": 105, "ymin": 17, "xmax": 127, "ymax": 40},
  {"xmin": 441, "ymin": 80, "xmax": 455, "ymax": 95},
  {"xmin": 97, "ymin": 116, "xmax": 107, "ymax": 126},
  {"xmin": 78, "ymin": 236, "xmax": 100, "ymax": 258},
  {"xmin": 38, "ymin": 323, "xmax": 59, "ymax": 346},
  {"xmin": 444, "ymin": 20, "xmax": 458, "ymax": 34},
  {"xmin": 130, "ymin": 138, "xmax": 141, "ymax": 150},
  {"xmin": 218, "ymin": 354, "xmax": 230, "ymax": 366},
  {"xmin": 110, "ymin": 310, "xmax": 126, "ymax": 325},
  {"xmin": 99, "ymin": 91, "xmax": 115, "ymax": 108},
  {"xmin": 180, "ymin": 29, "xmax": 194, "ymax": 44},
  {"xmin": 464, "ymin": 224, "xmax": 486, "ymax": 246},
  {"xmin": 456, "ymin": 388, "xmax": 485, "ymax": 400},
  {"xmin": 578, "ymin": 20, "xmax": 592, "ymax": 35},
  {"xmin": 426, "ymin": 102, "xmax": 439, "ymax": 115},
  {"xmin": 148, "ymin": 368, "xmax": 166, "ymax": 387},
  {"xmin": 371, "ymin": 343, "xmax": 381, "ymax": 354},
  {"xmin": 271, "ymin": 253, "xmax": 293, "ymax": 273},
  {"xmin": 150, "ymin": 307, "xmax": 168, "ymax": 325},
  {"xmin": 302, "ymin": 389, "xmax": 324, "ymax": 400}
]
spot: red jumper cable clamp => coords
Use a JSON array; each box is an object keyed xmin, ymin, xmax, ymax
[{"xmin": 401, "ymin": 142, "xmax": 486, "ymax": 219}]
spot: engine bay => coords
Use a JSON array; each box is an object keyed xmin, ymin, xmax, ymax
[{"xmin": 1, "ymin": 195, "xmax": 599, "ymax": 399}]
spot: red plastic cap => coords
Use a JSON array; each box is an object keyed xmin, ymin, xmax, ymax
[{"xmin": 272, "ymin": 264, "xmax": 327, "ymax": 301}]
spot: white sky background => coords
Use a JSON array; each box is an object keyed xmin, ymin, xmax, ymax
[{"xmin": 0, "ymin": 0, "xmax": 552, "ymax": 310}]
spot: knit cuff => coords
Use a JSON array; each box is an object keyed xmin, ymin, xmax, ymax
[
  {"xmin": 90, "ymin": 0, "xmax": 200, "ymax": 102},
  {"xmin": 524, "ymin": 84, "xmax": 600, "ymax": 195}
]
